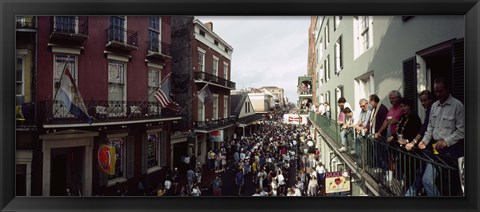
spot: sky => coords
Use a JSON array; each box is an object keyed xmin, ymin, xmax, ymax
[{"xmin": 196, "ymin": 16, "xmax": 311, "ymax": 103}]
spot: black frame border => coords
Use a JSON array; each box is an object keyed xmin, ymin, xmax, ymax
[{"xmin": 1, "ymin": 0, "xmax": 479, "ymax": 211}]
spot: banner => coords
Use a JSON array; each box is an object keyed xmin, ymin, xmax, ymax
[
  {"xmin": 209, "ymin": 130, "xmax": 224, "ymax": 142},
  {"xmin": 98, "ymin": 145, "xmax": 116, "ymax": 175},
  {"xmin": 283, "ymin": 114, "xmax": 308, "ymax": 125},
  {"xmin": 324, "ymin": 171, "xmax": 351, "ymax": 194}
]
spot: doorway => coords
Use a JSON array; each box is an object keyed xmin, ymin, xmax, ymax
[{"xmin": 50, "ymin": 146, "xmax": 84, "ymax": 196}]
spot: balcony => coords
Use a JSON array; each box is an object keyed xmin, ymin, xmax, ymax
[
  {"xmin": 50, "ymin": 16, "xmax": 89, "ymax": 46},
  {"xmin": 105, "ymin": 25, "xmax": 138, "ymax": 53},
  {"xmin": 308, "ymin": 112, "xmax": 463, "ymax": 196},
  {"xmin": 146, "ymin": 40, "xmax": 172, "ymax": 63},
  {"xmin": 39, "ymin": 100, "xmax": 175, "ymax": 125},
  {"xmin": 194, "ymin": 117, "xmax": 236, "ymax": 132},
  {"xmin": 16, "ymin": 16, "xmax": 36, "ymax": 31},
  {"xmin": 194, "ymin": 71, "xmax": 236, "ymax": 90}
]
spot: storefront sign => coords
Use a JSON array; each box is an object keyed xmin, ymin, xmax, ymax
[
  {"xmin": 209, "ymin": 130, "xmax": 224, "ymax": 142},
  {"xmin": 325, "ymin": 171, "xmax": 351, "ymax": 194},
  {"xmin": 98, "ymin": 145, "xmax": 116, "ymax": 175}
]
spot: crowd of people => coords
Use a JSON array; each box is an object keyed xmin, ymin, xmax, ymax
[{"xmin": 310, "ymin": 77, "xmax": 464, "ymax": 196}]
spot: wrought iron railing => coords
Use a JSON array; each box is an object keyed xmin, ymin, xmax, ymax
[
  {"xmin": 309, "ymin": 111, "xmax": 462, "ymax": 196},
  {"xmin": 39, "ymin": 100, "xmax": 166, "ymax": 124},
  {"xmin": 194, "ymin": 71, "xmax": 236, "ymax": 90},
  {"xmin": 106, "ymin": 25, "xmax": 138, "ymax": 47},
  {"xmin": 194, "ymin": 117, "xmax": 236, "ymax": 131},
  {"xmin": 16, "ymin": 16, "xmax": 36, "ymax": 28},
  {"xmin": 51, "ymin": 16, "xmax": 88, "ymax": 35},
  {"xmin": 147, "ymin": 39, "xmax": 171, "ymax": 56}
]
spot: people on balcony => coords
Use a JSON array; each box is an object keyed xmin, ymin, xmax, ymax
[
  {"xmin": 404, "ymin": 90, "xmax": 435, "ymax": 196},
  {"xmin": 338, "ymin": 107, "xmax": 355, "ymax": 153},
  {"xmin": 374, "ymin": 90, "xmax": 402, "ymax": 140},
  {"xmin": 387, "ymin": 97, "xmax": 422, "ymax": 194},
  {"xmin": 354, "ymin": 98, "xmax": 372, "ymax": 158},
  {"xmin": 367, "ymin": 94, "xmax": 389, "ymax": 173},
  {"xmin": 323, "ymin": 102, "xmax": 331, "ymax": 118},
  {"xmin": 418, "ymin": 78, "xmax": 464, "ymax": 196}
]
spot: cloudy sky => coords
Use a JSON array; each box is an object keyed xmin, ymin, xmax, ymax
[{"xmin": 197, "ymin": 16, "xmax": 311, "ymax": 102}]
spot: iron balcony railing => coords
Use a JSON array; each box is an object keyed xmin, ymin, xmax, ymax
[
  {"xmin": 39, "ymin": 100, "xmax": 167, "ymax": 124},
  {"xmin": 194, "ymin": 117, "xmax": 236, "ymax": 131},
  {"xmin": 16, "ymin": 16, "xmax": 36, "ymax": 28},
  {"xmin": 51, "ymin": 16, "xmax": 88, "ymax": 35},
  {"xmin": 194, "ymin": 71, "xmax": 236, "ymax": 90},
  {"xmin": 147, "ymin": 39, "xmax": 171, "ymax": 56},
  {"xmin": 309, "ymin": 111, "xmax": 462, "ymax": 196},
  {"xmin": 106, "ymin": 25, "xmax": 138, "ymax": 47}
]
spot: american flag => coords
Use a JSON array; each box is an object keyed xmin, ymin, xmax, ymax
[{"xmin": 154, "ymin": 76, "xmax": 180, "ymax": 112}]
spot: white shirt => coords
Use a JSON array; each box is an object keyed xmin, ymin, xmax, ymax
[
  {"xmin": 277, "ymin": 174, "xmax": 285, "ymax": 185},
  {"xmin": 164, "ymin": 180, "xmax": 172, "ymax": 189}
]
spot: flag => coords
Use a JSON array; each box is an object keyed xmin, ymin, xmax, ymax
[
  {"xmin": 98, "ymin": 145, "xmax": 116, "ymax": 175},
  {"xmin": 197, "ymin": 85, "xmax": 214, "ymax": 105},
  {"xmin": 57, "ymin": 67, "xmax": 92, "ymax": 123},
  {"xmin": 154, "ymin": 76, "xmax": 180, "ymax": 112}
]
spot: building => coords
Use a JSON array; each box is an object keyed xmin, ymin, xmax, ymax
[
  {"xmin": 170, "ymin": 17, "xmax": 235, "ymax": 166},
  {"xmin": 308, "ymin": 16, "xmax": 464, "ymax": 196},
  {"xmin": 259, "ymin": 86, "xmax": 286, "ymax": 107},
  {"xmin": 230, "ymin": 93, "xmax": 263, "ymax": 138},
  {"xmin": 16, "ymin": 16, "xmax": 182, "ymax": 196}
]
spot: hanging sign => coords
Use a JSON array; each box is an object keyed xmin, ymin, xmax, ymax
[
  {"xmin": 325, "ymin": 171, "xmax": 351, "ymax": 194},
  {"xmin": 98, "ymin": 144, "xmax": 116, "ymax": 175}
]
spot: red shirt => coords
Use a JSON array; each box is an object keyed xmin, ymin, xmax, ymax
[{"xmin": 387, "ymin": 104, "xmax": 403, "ymax": 135}]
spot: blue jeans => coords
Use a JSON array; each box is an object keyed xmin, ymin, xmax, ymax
[{"xmin": 422, "ymin": 163, "xmax": 439, "ymax": 196}]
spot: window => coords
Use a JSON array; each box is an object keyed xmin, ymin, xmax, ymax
[
  {"xmin": 245, "ymin": 102, "xmax": 248, "ymax": 113},
  {"xmin": 198, "ymin": 48, "xmax": 205, "ymax": 72},
  {"xmin": 214, "ymin": 40, "xmax": 219, "ymax": 46},
  {"xmin": 224, "ymin": 97, "xmax": 228, "ymax": 118},
  {"xmin": 213, "ymin": 57, "xmax": 219, "ymax": 76},
  {"xmin": 354, "ymin": 73, "xmax": 375, "ymax": 107},
  {"xmin": 148, "ymin": 16, "xmax": 161, "ymax": 52},
  {"xmin": 224, "ymin": 47, "xmax": 229, "ymax": 53},
  {"xmin": 324, "ymin": 55, "xmax": 330, "ymax": 82},
  {"xmin": 16, "ymin": 56, "xmax": 25, "ymax": 96},
  {"xmin": 53, "ymin": 55, "xmax": 77, "ymax": 118},
  {"xmin": 54, "ymin": 55, "xmax": 77, "ymax": 96},
  {"xmin": 54, "ymin": 16, "xmax": 77, "ymax": 33},
  {"xmin": 199, "ymin": 29, "xmax": 205, "ymax": 37},
  {"xmin": 334, "ymin": 36, "xmax": 343, "ymax": 74},
  {"xmin": 108, "ymin": 137, "xmax": 126, "ymax": 180},
  {"xmin": 223, "ymin": 63, "xmax": 229, "ymax": 80},
  {"xmin": 146, "ymin": 133, "xmax": 161, "ymax": 169},
  {"xmin": 319, "ymin": 64, "xmax": 324, "ymax": 84},
  {"xmin": 148, "ymin": 69, "xmax": 161, "ymax": 115},
  {"xmin": 108, "ymin": 61, "xmax": 126, "ymax": 116},
  {"xmin": 248, "ymin": 102, "xmax": 251, "ymax": 113},
  {"xmin": 354, "ymin": 16, "xmax": 372, "ymax": 55},
  {"xmin": 334, "ymin": 16, "xmax": 342, "ymax": 30},
  {"xmin": 213, "ymin": 95, "xmax": 219, "ymax": 120},
  {"xmin": 109, "ymin": 16, "xmax": 126, "ymax": 42},
  {"xmin": 198, "ymin": 100, "xmax": 205, "ymax": 121}
]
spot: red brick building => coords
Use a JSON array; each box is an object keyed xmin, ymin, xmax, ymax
[{"xmin": 16, "ymin": 16, "xmax": 181, "ymax": 196}]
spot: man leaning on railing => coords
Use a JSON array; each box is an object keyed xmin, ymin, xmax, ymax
[{"xmin": 417, "ymin": 78, "xmax": 464, "ymax": 196}]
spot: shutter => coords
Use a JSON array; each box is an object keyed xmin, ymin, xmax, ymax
[
  {"xmin": 141, "ymin": 134, "xmax": 148, "ymax": 174},
  {"xmin": 402, "ymin": 57, "xmax": 417, "ymax": 113},
  {"xmin": 161, "ymin": 133, "xmax": 168, "ymax": 167},
  {"xmin": 339, "ymin": 36, "xmax": 343, "ymax": 69},
  {"xmin": 452, "ymin": 39, "xmax": 464, "ymax": 104},
  {"xmin": 126, "ymin": 136, "xmax": 135, "ymax": 179}
]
